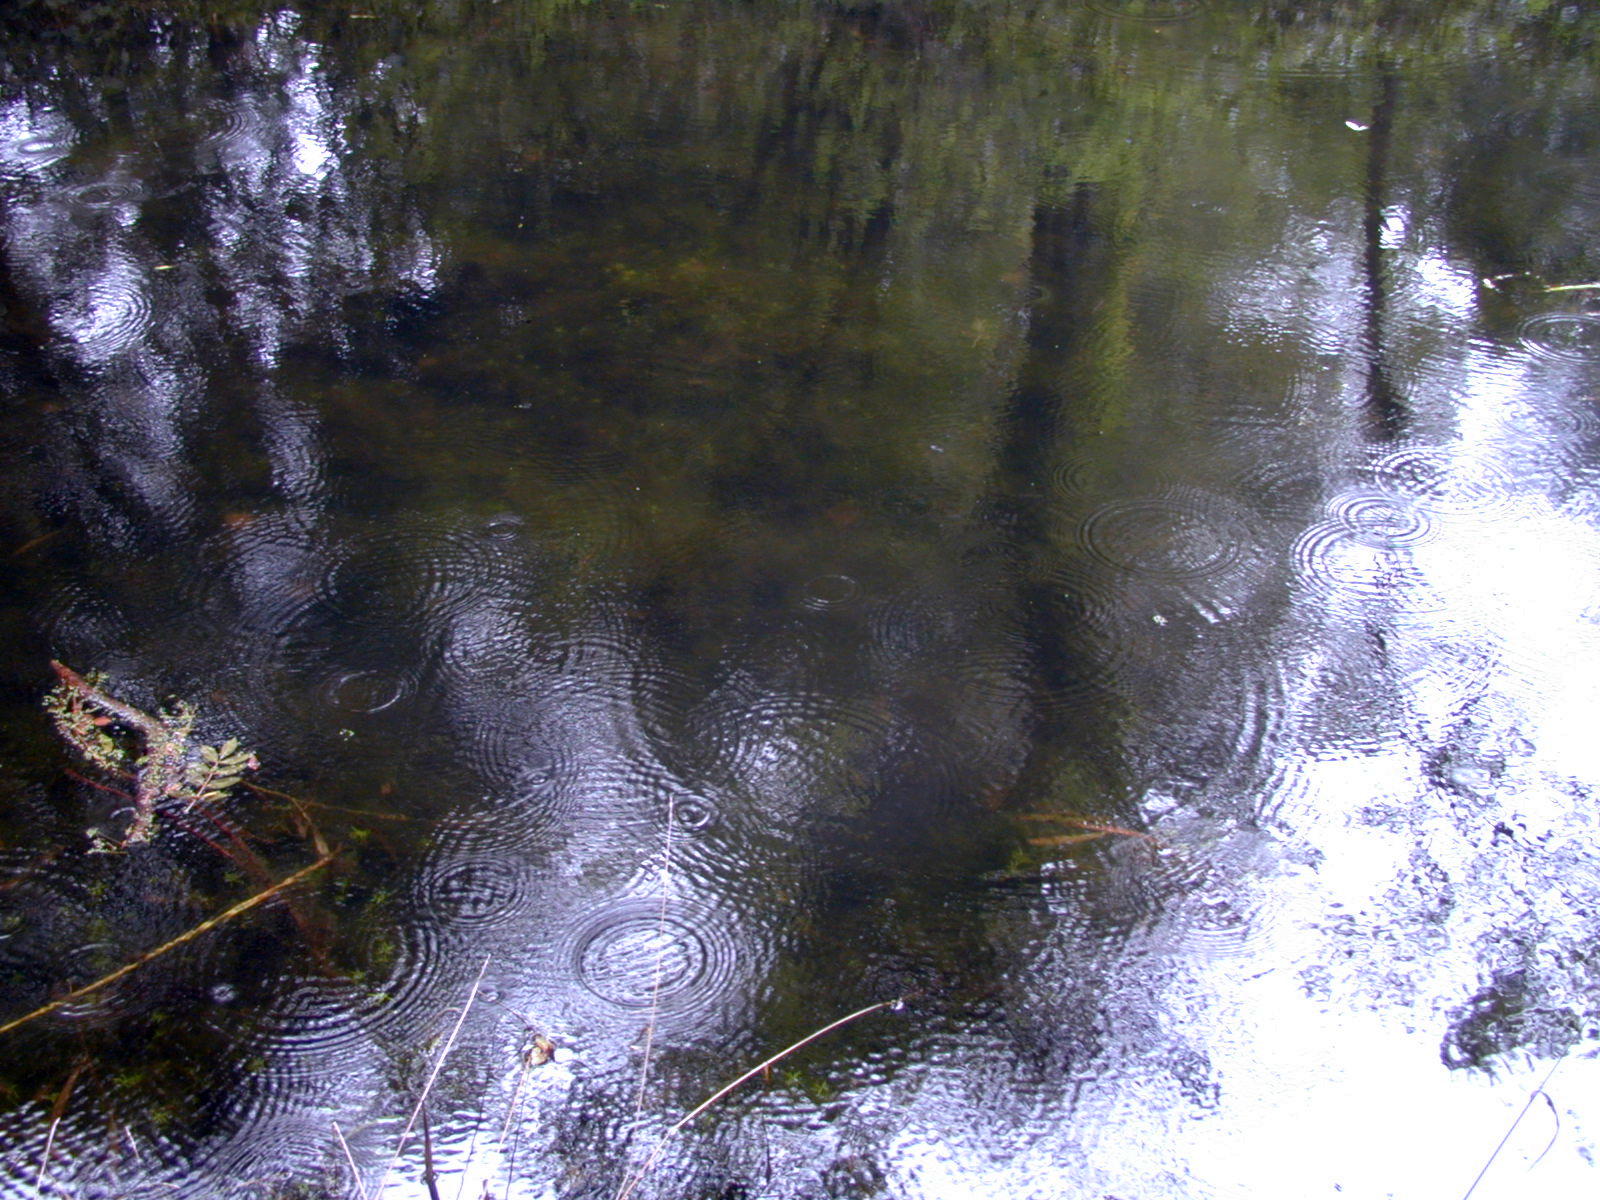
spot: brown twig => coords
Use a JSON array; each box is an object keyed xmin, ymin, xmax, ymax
[
  {"xmin": 34, "ymin": 1057, "xmax": 87, "ymax": 1196},
  {"xmin": 50, "ymin": 661, "xmax": 183, "ymax": 844},
  {"xmin": 0, "ymin": 854, "xmax": 335, "ymax": 1039},
  {"xmin": 1016, "ymin": 813, "xmax": 1155, "ymax": 840},
  {"xmin": 421, "ymin": 1106, "xmax": 442, "ymax": 1200},
  {"xmin": 243, "ymin": 781, "xmax": 414, "ymax": 821},
  {"xmin": 9, "ymin": 528, "xmax": 62, "ymax": 558},
  {"xmin": 61, "ymin": 766, "xmax": 135, "ymax": 802},
  {"xmin": 50, "ymin": 661, "xmax": 167, "ymax": 746}
]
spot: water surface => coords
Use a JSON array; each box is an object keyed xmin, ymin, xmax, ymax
[{"xmin": 1, "ymin": 2, "xmax": 1599, "ymax": 1197}]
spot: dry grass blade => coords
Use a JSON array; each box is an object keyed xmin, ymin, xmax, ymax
[
  {"xmin": 372, "ymin": 954, "xmax": 491, "ymax": 1199},
  {"xmin": 635, "ymin": 791, "xmax": 677, "ymax": 1114},
  {"xmin": 613, "ymin": 996, "xmax": 903, "ymax": 1200},
  {"xmin": 332, "ymin": 1122, "xmax": 366, "ymax": 1200},
  {"xmin": 0, "ymin": 854, "xmax": 335, "ymax": 1039},
  {"xmin": 1460, "ymin": 1052, "xmax": 1567, "ymax": 1200},
  {"xmin": 9, "ymin": 529, "xmax": 62, "ymax": 558},
  {"xmin": 33, "ymin": 1058, "xmax": 86, "ymax": 1197}
]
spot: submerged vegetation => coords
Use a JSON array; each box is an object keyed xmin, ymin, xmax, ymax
[{"xmin": 44, "ymin": 661, "xmax": 259, "ymax": 848}]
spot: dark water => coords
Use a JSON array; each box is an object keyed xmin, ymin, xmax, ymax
[{"xmin": 1, "ymin": 2, "xmax": 1599, "ymax": 1197}]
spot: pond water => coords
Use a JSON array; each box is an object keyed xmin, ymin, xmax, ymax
[{"xmin": 2, "ymin": 2, "xmax": 1600, "ymax": 1197}]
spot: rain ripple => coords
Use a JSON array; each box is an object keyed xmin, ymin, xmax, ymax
[
  {"xmin": 414, "ymin": 848, "xmax": 537, "ymax": 935},
  {"xmin": 443, "ymin": 723, "xmax": 582, "ymax": 854},
  {"xmin": 1074, "ymin": 821, "xmax": 1286, "ymax": 964},
  {"xmin": 1027, "ymin": 564, "xmax": 1137, "ymax": 712},
  {"xmin": 242, "ymin": 919, "xmax": 463, "ymax": 1086},
  {"xmin": 319, "ymin": 667, "xmax": 410, "ymax": 715},
  {"xmin": 1519, "ymin": 312, "xmax": 1600, "ymax": 364},
  {"xmin": 698, "ymin": 690, "xmax": 896, "ymax": 798},
  {"xmin": 1075, "ymin": 489, "xmax": 1249, "ymax": 581},
  {"xmin": 1366, "ymin": 446, "xmax": 1518, "ymax": 519},
  {"xmin": 194, "ymin": 98, "xmax": 257, "ymax": 156},
  {"xmin": 318, "ymin": 516, "xmax": 538, "ymax": 631},
  {"xmin": 0, "ymin": 113, "xmax": 74, "ymax": 175},
  {"xmin": 1325, "ymin": 488, "xmax": 1434, "ymax": 549},
  {"xmin": 559, "ymin": 897, "xmax": 745, "ymax": 1035},
  {"xmin": 66, "ymin": 179, "xmax": 144, "ymax": 211},
  {"xmin": 191, "ymin": 1117, "xmax": 344, "ymax": 1200},
  {"xmin": 54, "ymin": 273, "xmax": 154, "ymax": 359},
  {"xmin": 800, "ymin": 572, "xmax": 861, "ymax": 611},
  {"xmin": 174, "ymin": 510, "xmax": 328, "ymax": 638},
  {"xmin": 1230, "ymin": 459, "xmax": 1331, "ymax": 528},
  {"xmin": 1290, "ymin": 520, "xmax": 1433, "ymax": 608}
]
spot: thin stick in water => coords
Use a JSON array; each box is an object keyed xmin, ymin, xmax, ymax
[
  {"xmin": 0, "ymin": 854, "xmax": 335, "ymax": 1039},
  {"xmin": 635, "ymin": 791, "xmax": 677, "ymax": 1114},
  {"xmin": 421, "ymin": 1106, "xmax": 443, "ymax": 1200},
  {"xmin": 332, "ymin": 1122, "xmax": 367, "ymax": 1200},
  {"xmin": 33, "ymin": 1058, "xmax": 85, "ymax": 1197},
  {"xmin": 1460, "ymin": 1052, "xmax": 1567, "ymax": 1200},
  {"xmin": 373, "ymin": 955, "xmax": 492, "ymax": 1198},
  {"xmin": 613, "ymin": 996, "xmax": 903, "ymax": 1200}
]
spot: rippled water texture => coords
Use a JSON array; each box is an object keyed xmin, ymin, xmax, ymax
[{"xmin": 2, "ymin": 1, "xmax": 1600, "ymax": 1198}]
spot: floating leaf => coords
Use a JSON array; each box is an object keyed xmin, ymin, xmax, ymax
[{"xmin": 525, "ymin": 1035, "xmax": 556, "ymax": 1067}]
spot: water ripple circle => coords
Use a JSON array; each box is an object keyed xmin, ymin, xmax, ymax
[
  {"xmin": 1032, "ymin": 563, "xmax": 1137, "ymax": 707},
  {"xmin": 2, "ymin": 125, "xmax": 74, "ymax": 172},
  {"xmin": 1325, "ymin": 488, "xmax": 1434, "ymax": 548},
  {"xmin": 1077, "ymin": 491, "xmax": 1244, "ymax": 580},
  {"xmin": 1290, "ymin": 520, "xmax": 1431, "ymax": 605},
  {"xmin": 192, "ymin": 1116, "xmax": 337, "ymax": 1198},
  {"xmin": 195, "ymin": 99, "xmax": 256, "ymax": 154},
  {"xmin": 566, "ymin": 899, "xmax": 736, "ymax": 1014},
  {"xmin": 414, "ymin": 849, "xmax": 536, "ymax": 933},
  {"xmin": 58, "ymin": 277, "xmax": 153, "ymax": 358},
  {"xmin": 445, "ymin": 727, "xmax": 580, "ymax": 853},
  {"xmin": 68, "ymin": 180, "xmax": 144, "ymax": 209},
  {"xmin": 319, "ymin": 517, "xmax": 535, "ymax": 627},
  {"xmin": 702, "ymin": 690, "xmax": 896, "ymax": 793},
  {"xmin": 800, "ymin": 573, "xmax": 860, "ymax": 610},
  {"xmin": 673, "ymin": 793, "xmax": 718, "ymax": 832},
  {"xmin": 1519, "ymin": 313, "xmax": 1600, "ymax": 363},
  {"xmin": 321, "ymin": 667, "xmax": 410, "ymax": 714},
  {"xmin": 1367, "ymin": 446, "xmax": 1517, "ymax": 518},
  {"xmin": 256, "ymin": 917, "xmax": 453, "ymax": 1073},
  {"xmin": 1230, "ymin": 460, "xmax": 1328, "ymax": 526}
]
